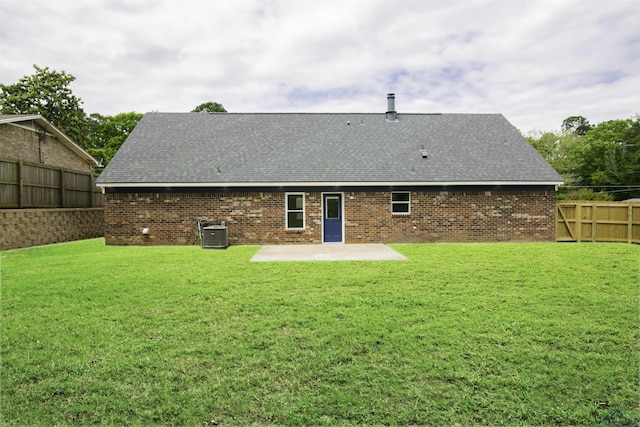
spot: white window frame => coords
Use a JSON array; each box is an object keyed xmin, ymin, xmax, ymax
[
  {"xmin": 391, "ymin": 192, "xmax": 411, "ymax": 214},
  {"xmin": 285, "ymin": 192, "xmax": 305, "ymax": 229}
]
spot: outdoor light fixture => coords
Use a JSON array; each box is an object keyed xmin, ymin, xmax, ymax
[{"xmin": 142, "ymin": 227, "xmax": 149, "ymax": 235}]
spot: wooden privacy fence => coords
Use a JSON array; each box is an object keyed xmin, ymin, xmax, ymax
[
  {"xmin": 0, "ymin": 158, "xmax": 102, "ymax": 208},
  {"xmin": 557, "ymin": 201, "xmax": 640, "ymax": 244}
]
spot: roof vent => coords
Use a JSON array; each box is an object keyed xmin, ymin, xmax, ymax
[
  {"xmin": 386, "ymin": 93, "xmax": 398, "ymax": 122},
  {"xmin": 420, "ymin": 145, "xmax": 429, "ymax": 158}
]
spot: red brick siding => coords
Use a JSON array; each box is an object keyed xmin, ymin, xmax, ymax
[
  {"xmin": 104, "ymin": 192, "xmax": 322, "ymax": 245},
  {"xmin": 103, "ymin": 190, "xmax": 556, "ymax": 245},
  {"xmin": 345, "ymin": 191, "xmax": 556, "ymax": 243}
]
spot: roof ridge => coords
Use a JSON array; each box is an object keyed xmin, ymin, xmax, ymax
[{"xmin": 146, "ymin": 112, "xmax": 500, "ymax": 116}]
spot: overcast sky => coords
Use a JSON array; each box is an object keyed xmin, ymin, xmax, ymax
[{"xmin": 1, "ymin": 0, "xmax": 638, "ymax": 133}]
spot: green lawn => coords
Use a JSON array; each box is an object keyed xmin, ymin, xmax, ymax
[{"xmin": 1, "ymin": 239, "xmax": 638, "ymax": 426}]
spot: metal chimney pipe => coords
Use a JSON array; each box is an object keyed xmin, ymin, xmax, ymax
[{"xmin": 386, "ymin": 93, "xmax": 398, "ymax": 122}]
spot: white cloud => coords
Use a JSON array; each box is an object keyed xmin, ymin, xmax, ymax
[{"xmin": 0, "ymin": 0, "xmax": 638, "ymax": 131}]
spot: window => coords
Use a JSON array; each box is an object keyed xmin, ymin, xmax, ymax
[
  {"xmin": 391, "ymin": 192, "xmax": 410, "ymax": 214},
  {"xmin": 286, "ymin": 193, "xmax": 305, "ymax": 229},
  {"xmin": 325, "ymin": 196, "xmax": 340, "ymax": 219}
]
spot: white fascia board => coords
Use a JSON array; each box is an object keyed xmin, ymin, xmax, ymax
[
  {"xmin": 0, "ymin": 114, "xmax": 42, "ymax": 124},
  {"xmin": 97, "ymin": 180, "xmax": 564, "ymax": 188}
]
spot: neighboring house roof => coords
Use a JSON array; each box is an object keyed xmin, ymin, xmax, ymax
[
  {"xmin": 96, "ymin": 111, "xmax": 563, "ymax": 188},
  {"xmin": 0, "ymin": 114, "xmax": 101, "ymax": 167}
]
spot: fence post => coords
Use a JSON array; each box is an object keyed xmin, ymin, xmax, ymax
[
  {"xmin": 60, "ymin": 167, "xmax": 65, "ymax": 208},
  {"xmin": 591, "ymin": 203, "xmax": 597, "ymax": 242},
  {"xmin": 576, "ymin": 203, "xmax": 582, "ymax": 242},
  {"xmin": 90, "ymin": 174, "xmax": 95, "ymax": 208},
  {"xmin": 628, "ymin": 204, "xmax": 633, "ymax": 244},
  {"xmin": 17, "ymin": 160, "xmax": 24, "ymax": 208}
]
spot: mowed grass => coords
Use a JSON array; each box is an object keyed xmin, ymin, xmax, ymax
[{"xmin": 1, "ymin": 240, "xmax": 638, "ymax": 426}]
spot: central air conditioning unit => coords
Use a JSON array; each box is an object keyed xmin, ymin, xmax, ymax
[{"xmin": 202, "ymin": 225, "xmax": 228, "ymax": 249}]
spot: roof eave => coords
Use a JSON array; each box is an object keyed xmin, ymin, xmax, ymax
[{"xmin": 97, "ymin": 180, "xmax": 564, "ymax": 188}]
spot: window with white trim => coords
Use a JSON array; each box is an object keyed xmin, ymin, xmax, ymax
[
  {"xmin": 391, "ymin": 192, "xmax": 410, "ymax": 214},
  {"xmin": 286, "ymin": 193, "xmax": 305, "ymax": 229}
]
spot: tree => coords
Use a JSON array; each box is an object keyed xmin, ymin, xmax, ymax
[
  {"xmin": 526, "ymin": 131, "xmax": 567, "ymax": 168},
  {"xmin": 87, "ymin": 112, "xmax": 143, "ymax": 167},
  {"xmin": 612, "ymin": 117, "xmax": 640, "ymax": 199},
  {"xmin": 556, "ymin": 188, "xmax": 612, "ymax": 201},
  {"xmin": 562, "ymin": 115, "xmax": 592, "ymax": 136},
  {"xmin": 192, "ymin": 101, "xmax": 226, "ymax": 113},
  {"xmin": 559, "ymin": 117, "xmax": 640, "ymax": 200},
  {"xmin": 0, "ymin": 65, "xmax": 90, "ymax": 147},
  {"xmin": 569, "ymin": 119, "xmax": 631, "ymax": 185},
  {"xmin": 527, "ymin": 116, "xmax": 640, "ymax": 200},
  {"xmin": 526, "ymin": 130, "xmax": 580, "ymax": 187}
]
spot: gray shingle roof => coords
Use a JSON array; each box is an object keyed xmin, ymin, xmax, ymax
[{"xmin": 96, "ymin": 112, "xmax": 563, "ymax": 186}]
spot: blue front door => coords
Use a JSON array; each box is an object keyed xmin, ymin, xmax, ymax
[{"xmin": 323, "ymin": 194, "xmax": 342, "ymax": 243}]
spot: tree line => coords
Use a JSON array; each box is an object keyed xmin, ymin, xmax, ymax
[
  {"xmin": 526, "ymin": 115, "xmax": 640, "ymax": 201},
  {"xmin": 0, "ymin": 65, "xmax": 226, "ymax": 168},
  {"xmin": 1, "ymin": 65, "xmax": 638, "ymax": 200}
]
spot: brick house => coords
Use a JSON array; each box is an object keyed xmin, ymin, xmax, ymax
[
  {"xmin": 0, "ymin": 114, "xmax": 99, "ymax": 173},
  {"xmin": 1, "ymin": 115, "xmax": 103, "ymax": 250},
  {"xmin": 96, "ymin": 95, "xmax": 563, "ymax": 245}
]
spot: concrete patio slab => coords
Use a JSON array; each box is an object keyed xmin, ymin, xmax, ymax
[{"xmin": 250, "ymin": 243, "xmax": 407, "ymax": 262}]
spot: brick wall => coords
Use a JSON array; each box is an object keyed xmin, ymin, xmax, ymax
[
  {"xmin": 103, "ymin": 190, "xmax": 556, "ymax": 245},
  {"xmin": 345, "ymin": 191, "xmax": 556, "ymax": 243},
  {"xmin": 104, "ymin": 192, "xmax": 321, "ymax": 245},
  {"xmin": 1, "ymin": 208, "xmax": 104, "ymax": 250},
  {"xmin": 0, "ymin": 123, "xmax": 93, "ymax": 173}
]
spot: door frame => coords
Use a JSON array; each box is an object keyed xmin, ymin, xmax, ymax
[{"xmin": 322, "ymin": 192, "xmax": 344, "ymax": 243}]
